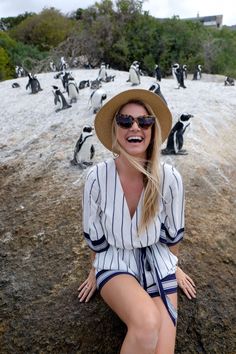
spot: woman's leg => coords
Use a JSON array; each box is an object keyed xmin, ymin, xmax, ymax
[
  {"xmin": 100, "ymin": 274, "xmax": 161, "ymax": 354},
  {"xmin": 152, "ymin": 293, "xmax": 178, "ymax": 354}
]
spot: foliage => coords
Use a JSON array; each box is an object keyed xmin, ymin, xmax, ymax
[
  {"xmin": 10, "ymin": 8, "xmax": 74, "ymax": 51},
  {"xmin": 0, "ymin": 31, "xmax": 47, "ymax": 79},
  {"xmin": 0, "ymin": 12, "xmax": 35, "ymax": 31},
  {"xmin": 1, "ymin": 0, "xmax": 236, "ymax": 80}
]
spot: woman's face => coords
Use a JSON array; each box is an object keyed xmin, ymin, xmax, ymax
[{"xmin": 115, "ymin": 102, "xmax": 153, "ymax": 158}]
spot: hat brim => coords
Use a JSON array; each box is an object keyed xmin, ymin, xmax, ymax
[{"xmin": 94, "ymin": 88, "xmax": 172, "ymax": 152}]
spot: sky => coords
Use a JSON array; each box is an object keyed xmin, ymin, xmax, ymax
[{"xmin": 0, "ymin": 0, "xmax": 236, "ymax": 26}]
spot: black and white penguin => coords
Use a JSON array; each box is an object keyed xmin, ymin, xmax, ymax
[
  {"xmin": 154, "ymin": 64, "xmax": 162, "ymax": 82},
  {"xmin": 70, "ymin": 125, "xmax": 95, "ymax": 168},
  {"xmin": 192, "ymin": 65, "xmax": 202, "ymax": 80},
  {"xmin": 52, "ymin": 85, "xmax": 72, "ymax": 112},
  {"xmin": 148, "ymin": 83, "xmax": 167, "ymax": 105},
  {"xmin": 161, "ymin": 113, "xmax": 194, "ymax": 155},
  {"xmin": 79, "ymin": 80, "xmax": 90, "ymax": 89},
  {"xmin": 97, "ymin": 62, "xmax": 107, "ymax": 82},
  {"xmin": 26, "ymin": 73, "xmax": 43, "ymax": 94},
  {"xmin": 172, "ymin": 63, "xmax": 186, "ymax": 89},
  {"xmin": 67, "ymin": 77, "xmax": 79, "ymax": 103},
  {"xmin": 60, "ymin": 56, "xmax": 68, "ymax": 71},
  {"xmin": 90, "ymin": 88, "xmax": 107, "ymax": 114},
  {"xmin": 15, "ymin": 66, "xmax": 24, "ymax": 78},
  {"xmin": 49, "ymin": 61, "xmax": 57, "ymax": 72},
  {"xmin": 90, "ymin": 78, "xmax": 102, "ymax": 90},
  {"xmin": 129, "ymin": 61, "xmax": 141, "ymax": 86},
  {"xmin": 224, "ymin": 76, "xmax": 235, "ymax": 86},
  {"xmin": 183, "ymin": 64, "xmax": 188, "ymax": 79},
  {"xmin": 12, "ymin": 82, "xmax": 20, "ymax": 88}
]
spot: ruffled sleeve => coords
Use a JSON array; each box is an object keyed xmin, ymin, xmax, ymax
[
  {"xmin": 160, "ymin": 164, "xmax": 185, "ymax": 245},
  {"xmin": 83, "ymin": 166, "xmax": 109, "ymax": 252}
]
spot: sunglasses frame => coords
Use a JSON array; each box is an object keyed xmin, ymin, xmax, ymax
[{"xmin": 115, "ymin": 113, "xmax": 155, "ymax": 130}]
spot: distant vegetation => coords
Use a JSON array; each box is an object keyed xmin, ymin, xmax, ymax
[{"xmin": 1, "ymin": 0, "xmax": 236, "ymax": 80}]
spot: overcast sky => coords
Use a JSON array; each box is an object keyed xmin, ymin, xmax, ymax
[{"xmin": 0, "ymin": 0, "xmax": 236, "ymax": 25}]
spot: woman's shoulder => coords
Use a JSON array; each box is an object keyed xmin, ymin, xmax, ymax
[
  {"xmin": 160, "ymin": 162, "xmax": 182, "ymax": 184},
  {"xmin": 86, "ymin": 158, "xmax": 114, "ymax": 180}
]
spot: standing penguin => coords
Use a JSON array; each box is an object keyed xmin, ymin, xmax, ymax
[
  {"xmin": 26, "ymin": 73, "xmax": 43, "ymax": 94},
  {"xmin": 70, "ymin": 125, "xmax": 95, "ymax": 168},
  {"xmin": 52, "ymin": 85, "xmax": 72, "ymax": 112},
  {"xmin": 148, "ymin": 83, "xmax": 167, "ymax": 105},
  {"xmin": 172, "ymin": 63, "xmax": 186, "ymax": 89},
  {"xmin": 129, "ymin": 61, "xmax": 140, "ymax": 86},
  {"xmin": 89, "ymin": 88, "xmax": 107, "ymax": 114},
  {"xmin": 161, "ymin": 113, "xmax": 194, "ymax": 155},
  {"xmin": 183, "ymin": 64, "xmax": 188, "ymax": 79},
  {"xmin": 67, "ymin": 76, "xmax": 79, "ymax": 103},
  {"xmin": 97, "ymin": 62, "xmax": 107, "ymax": 82},
  {"xmin": 192, "ymin": 65, "xmax": 202, "ymax": 80},
  {"xmin": 154, "ymin": 64, "xmax": 162, "ymax": 82}
]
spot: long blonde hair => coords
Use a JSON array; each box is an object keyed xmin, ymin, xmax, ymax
[{"xmin": 112, "ymin": 100, "xmax": 162, "ymax": 234}]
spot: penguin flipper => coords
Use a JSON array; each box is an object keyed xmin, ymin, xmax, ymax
[{"xmin": 90, "ymin": 145, "xmax": 95, "ymax": 160}]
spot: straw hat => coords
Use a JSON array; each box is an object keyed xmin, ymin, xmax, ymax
[{"xmin": 94, "ymin": 88, "xmax": 172, "ymax": 152}]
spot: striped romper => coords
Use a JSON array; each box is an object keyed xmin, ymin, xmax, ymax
[{"xmin": 83, "ymin": 158, "xmax": 184, "ymax": 325}]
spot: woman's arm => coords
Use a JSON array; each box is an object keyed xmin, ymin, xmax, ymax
[
  {"xmin": 168, "ymin": 244, "xmax": 196, "ymax": 300},
  {"xmin": 78, "ymin": 252, "xmax": 97, "ymax": 302}
]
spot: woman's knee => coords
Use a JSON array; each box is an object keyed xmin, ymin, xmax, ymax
[{"xmin": 128, "ymin": 307, "xmax": 160, "ymax": 350}]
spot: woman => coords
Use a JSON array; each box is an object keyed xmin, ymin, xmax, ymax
[{"xmin": 79, "ymin": 89, "xmax": 196, "ymax": 354}]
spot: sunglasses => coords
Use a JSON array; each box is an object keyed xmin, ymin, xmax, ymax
[{"xmin": 115, "ymin": 113, "xmax": 155, "ymax": 129}]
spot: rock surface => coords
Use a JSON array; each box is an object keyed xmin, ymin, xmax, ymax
[{"xmin": 0, "ymin": 70, "xmax": 235, "ymax": 353}]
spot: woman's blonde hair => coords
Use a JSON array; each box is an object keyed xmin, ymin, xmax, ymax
[{"xmin": 112, "ymin": 100, "xmax": 162, "ymax": 235}]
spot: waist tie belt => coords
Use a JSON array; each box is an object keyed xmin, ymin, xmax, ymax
[{"xmin": 141, "ymin": 247, "xmax": 177, "ymax": 326}]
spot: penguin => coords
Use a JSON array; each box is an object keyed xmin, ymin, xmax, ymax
[
  {"xmin": 89, "ymin": 88, "xmax": 107, "ymax": 114},
  {"xmin": 148, "ymin": 83, "xmax": 167, "ymax": 105},
  {"xmin": 67, "ymin": 76, "xmax": 79, "ymax": 103},
  {"xmin": 128, "ymin": 61, "xmax": 141, "ymax": 85},
  {"xmin": 49, "ymin": 61, "xmax": 57, "ymax": 72},
  {"xmin": 60, "ymin": 56, "xmax": 68, "ymax": 71},
  {"xmin": 12, "ymin": 82, "xmax": 20, "ymax": 88},
  {"xmin": 104, "ymin": 75, "xmax": 116, "ymax": 82},
  {"xmin": 52, "ymin": 85, "xmax": 72, "ymax": 112},
  {"xmin": 224, "ymin": 77, "xmax": 234, "ymax": 86},
  {"xmin": 154, "ymin": 64, "xmax": 162, "ymax": 82},
  {"xmin": 90, "ymin": 78, "xmax": 102, "ymax": 90},
  {"xmin": 70, "ymin": 125, "xmax": 95, "ymax": 168},
  {"xmin": 193, "ymin": 65, "xmax": 202, "ymax": 80},
  {"xmin": 161, "ymin": 113, "xmax": 194, "ymax": 155},
  {"xmin": 182, "ymin": 64, "xmax": 187, "ymax": 79},
  {"xmin": 26, "ymin": 73, "xmax": 43, "ymax": 94},
  {"xmin": 97, "ymin": 62, "xmax": 107, "ymax": 82},
  {"xmin": 172, "ymin": 63, "xmax": 186, "ymax": 89},
  {"xmin": 79, "ymin": 80, "xmax": 90, "ymax": 89}
]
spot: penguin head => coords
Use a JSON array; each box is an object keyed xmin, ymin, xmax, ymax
[
  {"xmin": 149, "ymin": 83, "xmax": 160, "ymax": 92},
  {"xmin": 179, "ymin": 113, "xmax": 194, "ymax": 122},
  {"xmin": 52, "ymin": 85, "xmax": 59, "ymax": 90},
  {"xmin": 172, "ymin": 63, "xmax": 179, "ymax": 69},
  {"xmin": 82, "ymin": 125, "xmax": 93, "ymax": 133}
]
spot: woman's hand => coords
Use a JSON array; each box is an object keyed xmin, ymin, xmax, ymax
[
  {"xmin": 78, "ymin": 267, "xmax": 97, "ymax": 302},
  {"xmin": 176, "ymin": 266, "xmax": 196, "ymax": 300}
]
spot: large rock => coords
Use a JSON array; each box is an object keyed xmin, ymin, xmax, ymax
[{"xmin": 0, "ymin": 72, "xmax": 235, "ymax": 353}]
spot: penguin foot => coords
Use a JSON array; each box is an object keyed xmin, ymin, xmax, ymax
[
  {"xmin": 176, "ymin": 150, "xmax": 188, "ymax": 155},
  {"xmin": 83, "ymin": 161, "xmax": 93, "ymax": 166},
  {"xmin": 161, "ymin": 149, "xmax": 176, "ymax": 155},
  {"xmin": 70, "ymin": 159, "xmax": 78, "ymax": 166}
]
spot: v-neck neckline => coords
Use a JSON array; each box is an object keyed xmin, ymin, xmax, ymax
[{"xmin": 113, "ymin": 158, "xmax": 144, "ymax": 221}]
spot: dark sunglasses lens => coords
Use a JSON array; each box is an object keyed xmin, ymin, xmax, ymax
[
  {"xmin": 138, "ymin": 116, "xmax": 155, "ymax": 129},
  {"xmin": 116, "ymin": 115, "xmax": 133, "ymax": 128}
]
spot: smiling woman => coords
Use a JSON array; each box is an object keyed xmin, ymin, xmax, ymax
[{"xmin": 78, "ymin": 88, "xmax": 196, "ymax": 354}]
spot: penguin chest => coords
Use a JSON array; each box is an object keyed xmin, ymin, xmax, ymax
[{"xmin": 76, "ymin": 137, "xmax": 94, "ymax": 162}]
